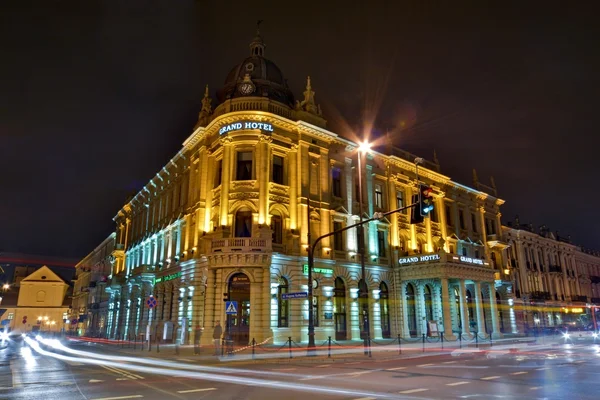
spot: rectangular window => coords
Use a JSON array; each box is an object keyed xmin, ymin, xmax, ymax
[
  {"xmin": 236, "ymin": 151, "xmax": 253, "ymax": 180},
  {"xmin": 333, "ymin": 221, "xmax": 343, "ymax": 250},
  {"xmin": 377, "ymin": 231, "xmax": 386, "ymax": 257},
  {"xmin": 272, "ymin": 155, "xmax": 284, "ymax": 184},
  {"xmin": 459, "ymin": 209, "xmax": 465, "ymax": 230},
  {"xmin": 445, "ymin": 205, "xmax": 453, "ymax": 226},
  {"xmin": 471, "ymin": 214, "xmax": 477, "ymax": 233},
  {"xmin": 396, "ymin": 190, "xmax": 405, "ymax": 213},
  {"xmin": 375, "ymin": 184, "xmax": 383, "ymax": 208},
  {"xmin": 215, "ymin": 160, "xmax": 222, "ymax": 187},
  {"xmin": 332, "ymin": 168, "xmax": 342, "ymax": 197},
  {"xmin": 271, "ymin": 216, "xmax": 283, "ymax": 244}
]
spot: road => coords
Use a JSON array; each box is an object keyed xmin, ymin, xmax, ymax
[{"xmin": 1, "ymin": 335, "xmax": 600, "ymax": 399}]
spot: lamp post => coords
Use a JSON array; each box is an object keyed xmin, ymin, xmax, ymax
[
  {"xmin": 307, "ymin": 160, "xmax": 317, "ymax": 355},
  {"xmin": 357, "ymin": 141, "xmax": 371, "ymax": 356}
]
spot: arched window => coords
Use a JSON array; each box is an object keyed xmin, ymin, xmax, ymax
[
  {"xmin": 277, "ymin": 278, "xmax": 289, "ymax": 327},
  {"xmin": 380, "ymin": 282, "xmax": 391, "ymax": 338},
  {"xmin": 36, "ymin": 290, "xmax": 46, "ymax": 302},
  {"xmin": 235, "ymin": 210, "xmax": 253, "ymax": 237},
  {"xmin": 406, "ymin": 283, "xmax": 417, "ymax": 336}
]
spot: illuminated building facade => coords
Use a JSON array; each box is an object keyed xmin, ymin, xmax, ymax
[
  {"xmin": 71, "ymin": 234, "xmax": 115, "ymax": 336},
  {"xmin": 504, "ymin": 222, "xmax": 600, "ymax": 331},
  {"xmin": 96, "ymin": 30, "xmax": 513, "ymax": 345}
]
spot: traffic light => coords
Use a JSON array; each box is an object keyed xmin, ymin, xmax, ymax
[
  {"xmin": 419, "ymin": 184, "xmax": 434, "ymax": 217},
  {"xmin": 410, "ymin": 194, "xmax": 423, "ymax": 224}
]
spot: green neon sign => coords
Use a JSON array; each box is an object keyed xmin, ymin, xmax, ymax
[
  {"xmin": 303, "ymin": 264, "xmax": 333, "ymax": 275},
  {"xmin": 154, "ymin": 271, "xmax": 181, "ymax": 285}
]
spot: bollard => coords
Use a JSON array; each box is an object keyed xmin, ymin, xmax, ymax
[
  {"xmin": 441, "ymin": 332, "xmax": 444, "ymax": 350},
  {"xmin": 252, "ymin": 338, "xmax": 256, "ymax": 360},
  {"xmin": 459, "ymin": 333, "xmax": 462, "ymax": 349},
  {"xmin": 489, "ymin": 331, "xmax": 493, "ymax": 347},
  {"xmin": 175, "ymin": 342, "xmax": 179, "ymax": 355},
  {"xmin": 398, "ymin": 334, "xmax": 402, "ymax": 355},
  {"xmin": 156, "ymin": 337, "xmax": 160, "ymax": 353},
  {"xmin": 288, "ymin": 336, "xmax": 293, "ymax": 359},
  {"xmin": 134, "ymin": 336, "xmax": 137, "ymax": 350},
  {"xmin": 475, "ymin": 333, "xmax": 479, "ymax": 349},
  {"xmin": 328, "ymin": 336, "xmax": 332, "ymax": 359},
  {"xmin": 422, "ymin": 333, "xmax": 426, "ymax": 353},
  {"xmin": 148, "ymin": 335, "xmax": 152, "ymax": 352}
]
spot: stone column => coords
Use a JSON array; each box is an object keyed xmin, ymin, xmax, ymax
[
  {"xmin": 258, "ymin": 135, "xmax": 270, "ymax": 225},
  {"xmin": 288, "ymin": 145, "xmax": 298, "ymax": 232},
  {"xmin": 474, "ymin": 281, "xmax": 487, "ymax": 337},
  {"xmin": 440, "ymin": 278, "xmax": 455, "ymax": 339},
  {"xmin": 219, "ymin": 137, "xmax": 233, "ymax": 227},
  {"xmin": 401, "ymin": 282, "xmax": 411, "ymax": 338},
  {"xmin": 417, "ymin": 284, "xmax": 427, "ymax": 336},
  {"xmin": 488, "ymin": 282, "xmax": 503, "ymax": 339},
  {"xmin": 458, "ymin": 280, "xmax": 471, "ymax": 338}
]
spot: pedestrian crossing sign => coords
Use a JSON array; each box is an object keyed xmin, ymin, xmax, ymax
[{"xmin": 225, "ymin": 301, "xmax": 238, "ymax": 315}]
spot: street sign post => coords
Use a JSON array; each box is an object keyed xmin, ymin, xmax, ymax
[
  {"xmin": 225, "ymin": 301, "xmax": 238, "ymax": 315},
  {"xmin": 281, "ymin": 292, "xmax": 308, "ymax": 300}
]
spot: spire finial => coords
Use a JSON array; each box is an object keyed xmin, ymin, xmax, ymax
[
  {"xmin": 472, "ymin": 168, "xmax": 479, "ymax": 186},
  {"xmin": 194, "ymin": 84, "xmax": 212, "ymax": 128},
  {"xmin": 297, "ymin": 75, "xmax": 318, "ymax": 114},
  {"xmin": 250, "ymin": 20, "xmax": 266, "ymax": 56},
  {"xmin": 433, "ymin": 149, "xmax": 440, "ymax": 165}
]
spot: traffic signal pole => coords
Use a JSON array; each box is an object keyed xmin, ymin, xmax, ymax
[{"xmin": 306, "ymin": 201, "xmax": 418, "ymax": 355}]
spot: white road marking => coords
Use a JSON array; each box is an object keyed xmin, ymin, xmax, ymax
[
  {"xmin": 399, "ymin": 388, "xmax": 429, "ymax": 394},
  {"xmin": 299, "ymin": 376, "xmax": 326, "ymax": 381},
  {"xmin": 345, "ymin": 361, "xmax": 362, "ymax": 365},
  {"xmin": 386, "ymin": 367, "xmax": 407, "ymax": 371},
  {"xmin": 65, "ymin": 361, "xmax": 85, "ymax": 366},
  {"xmin": 346, "ymin": 371, "xmax": 374, "ymax": 376},
  {"xmin": 535, "ymin": 367, "xmax": 550, "ymax": 371},
  {"xmin": 89, "ymin": 379, "xmax": 105, "ymax": 383},
  {"xmin": 10, "ymin": 360, "xmax": 22, "ymax": 388},
  {"xmin": 446, "ymin": 381, "xmax": 470, "ymax": 386},
  {"xmin": 530, "ymin": 387, "xmax": 542, "ymax": 390},
  {"xmin": 177, "ymin": 388, "xmax": 217, "ymax": 394},
  {"xmin": 481, "ymin": 376, "xmax": 501, "ymax": 380},
  {"xmin": 353, "ymin": 397, "xmax": 376, "ymax": 400},
  {"xmin": 316, "ymin": 364, "xmax": 330, "ymax": 368},
  {"xmin": 275, "ymin": 368, "xmax": 297, "ymax": 371},
  {"xmin": 443, "ymin": 361, "xmax": 457, "ymax": 364},
  {"xmin": 510, "ymin": 371, "xmax": 528, "ymax": 375},
  {"xmin": 91, "ymin": 396, "xmax": 143, "ymax": 400},
  {"xmin": 116, "ymin": 378, "xmax": 129, "ymax": 381},
  {"xmin": 417, "ymin": 363, "xmax": 435, "ymax": 367},
  {"xmin": 176, "ymin": 358, "xmax": 195, "ymax": 362}
]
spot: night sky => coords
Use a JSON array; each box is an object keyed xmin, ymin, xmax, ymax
[{"xmin": 2, "ymin": 1, "xmax": 598, "ymax": 258}]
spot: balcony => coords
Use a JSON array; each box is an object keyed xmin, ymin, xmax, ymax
[
  {"xmin": 548, "ymin": 265, "xmax": 562, "ymax": 273},
  {"xmin": 210, "ymin": 237, "xmax": 271, "ymax": 253},
  {"xmin": 571, "ymin": 295, "xmax": 588, "ymax": 303},
  {"xmin": 131, "ymin": 264, "xmax": 156, "ymax": 276},
  {"xmin": 530, "ymin": 291, "xmax": 552, "ymax": 301}
]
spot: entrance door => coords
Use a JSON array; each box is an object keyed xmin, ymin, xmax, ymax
[
  {"xmin": 228, "ymin": 273, "xmax": 250, "ymax": 345},
  {"xmin": 335, "ymin": 313, "xmax": 346, "ymax": 341}
]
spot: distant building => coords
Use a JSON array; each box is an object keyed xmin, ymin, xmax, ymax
[
  {"xmin": 70, "ymin": 234, "xmax": 115, "ymax": 336},
  {"xmin": 0, "ymin": 266, "xmax": 71, "ymax": 333}
]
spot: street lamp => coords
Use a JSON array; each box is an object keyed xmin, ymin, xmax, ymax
[
  {"xmin": 357, "ymin": 140, "xmax": 372, "ymax": 356},
  {"xmin": 2, "ymin": 284, "xmax": 8, "ymax": 291}
]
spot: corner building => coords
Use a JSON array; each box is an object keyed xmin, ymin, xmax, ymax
[{"xmin": 103, "ymin": 31, "xmax": 509, "ymax": 346}]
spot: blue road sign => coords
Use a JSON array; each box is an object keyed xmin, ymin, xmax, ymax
[
  {"xmin": 281, "ymin": 292, "xmax": 308, "ymax": 300},
  {"xmin": 225, "ymin": 301, "xmax": 238, "ymax": 315},
  {"xmin": 146, "ymin": 296, "xmax": 157, "ymax": 308}
]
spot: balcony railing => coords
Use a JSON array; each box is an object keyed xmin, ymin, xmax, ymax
[
  {"xmin": 210, "ymin": 237, "xmax": 271, "ymax": 253},
  {"xmin": 571, "ymin": 295, "xmax": 588, "ymax": 303},
  {"xmin": 131, "ymin": 264, "xmax": 156, "ymax": 276},
  {"xmin": 548, "ymin": 265, "xmax": 562, "ymax": 273}
]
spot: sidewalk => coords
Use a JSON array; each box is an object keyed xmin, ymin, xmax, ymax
[{"xmin": 66, "ymin": 334, "xmax": 547, "ymax": 365}]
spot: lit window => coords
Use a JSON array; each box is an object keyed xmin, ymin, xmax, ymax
[
  {"xmin": 396, "ymin": 190, "xmax": 405, "ymax": 213},
  {"xmin": 271, "ymin": 215, "xmax": 283, "ymax": 244}
]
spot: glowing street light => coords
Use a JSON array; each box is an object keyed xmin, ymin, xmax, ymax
[
  {"xmin": 2, "ymin": 284, "xmax": 8, "ymax": 291},
  {"xmin": 356, "ymin": 139, "xmax": 371, "ymax": 357}
]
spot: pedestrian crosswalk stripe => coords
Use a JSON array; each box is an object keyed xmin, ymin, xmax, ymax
[
  {"xmin": 386, "ymin": 367, "xmax": 407, "ymax": 371},
  {"xmin": 511, "ymin": 371, "xmax": 528, "ymax": 375},
  {"xmin": 447, "ymin": 381, "xmax": 469, "ymax": 386},
  {"xmin": 399, "ymin": 388, "xmax": 428, "ymax": 394},
  {"xmin": 481, "ymin": 376, "xmax": 501, "ymax": 380}
]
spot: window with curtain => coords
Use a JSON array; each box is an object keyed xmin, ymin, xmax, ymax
[
  {"xmin": 271, "ymin": 215, "xmax": 283, "ymax": 244},
  {"xmin": 375, "ymin": 184, "xmax": 383, "ymax": 208},
  {"xmin": 235, "ymin": 210, "xmax": 253, "ymax": 237},
  {"xmin": 236, "ymin": 151, "xmax": 253, "ymax": 180},
  {"xmin": 377, "ymin": 230, "xmax": 386, "ymax": 257}
]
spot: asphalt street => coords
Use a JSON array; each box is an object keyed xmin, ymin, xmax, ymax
[{"xmin": 1, "ymin": 335, "xmax": 600, "ymax": 399}]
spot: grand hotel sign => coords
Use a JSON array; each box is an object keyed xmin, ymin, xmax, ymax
[
  {"xmin": 219, "ymin": 121, "xmax": 274, "ymax": 135},
  {"xmin": 399, "ymin": 254, "xmax": 441, "ymax": 265}
]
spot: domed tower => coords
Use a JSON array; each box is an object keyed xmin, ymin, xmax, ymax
[{"xmin": 196, "ymin": 24, "xmax": 326, "ymax": 128}]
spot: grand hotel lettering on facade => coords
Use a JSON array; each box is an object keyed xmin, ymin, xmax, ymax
[{"xmin": 98, "ymin": 30, "xmax": 517, "ymax": 346}]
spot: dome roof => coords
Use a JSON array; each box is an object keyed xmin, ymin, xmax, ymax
[{"xmin": 216, "ymin": 32, "xmax": 295, "ymax": 107}]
